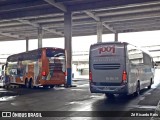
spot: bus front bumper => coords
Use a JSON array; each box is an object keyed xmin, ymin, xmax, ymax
[{"xmin": 90, "ymin": 84, "xmax": 127, "ymax": 94}]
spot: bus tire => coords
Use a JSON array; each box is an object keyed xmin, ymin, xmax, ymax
[
  {"xmin": 43, "ymin": 85, "xmax": 49, "ymax": 88},
  {"xmin": 29, "ymin": 79, "xmax": 34, "ymax": 89},
  {"xmin": 148, "ymin": 79, "xmax": 152, "ymax": 89},
  {"xmin": 134, "ymin": 81, "xmax": 140, "ymax": 96},
  {"xmin": 50, "ymin": 85, "xmax": 54, "ymax": 88},
  {"xmin": 105, "ymin": 93, "xmax": 115, "ymax": 99},
  {"xmin": 25, "ymin": 79, "xmax": 29, "ymax": 88}
]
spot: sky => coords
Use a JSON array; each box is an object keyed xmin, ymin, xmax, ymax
[{"xmin": 1, "ymin": 30, "xmax": 160, "ymax": 55}]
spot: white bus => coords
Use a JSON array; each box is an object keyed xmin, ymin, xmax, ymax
[
  {"xmin": 0, "ymin": 64, "xmax": 6, "ymax": 86},
  {"xmin": 89, "ymin": 42, "xmax": 155, "ymax": 98}
]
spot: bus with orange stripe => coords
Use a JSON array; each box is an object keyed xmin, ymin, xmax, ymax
[
  {"xmin": 5, "ymin": 47, "xmax": 66, "ymax": 88},
  {"xmin": 89, "ymin": 42, "xmax": 155, "ymax": 98}
]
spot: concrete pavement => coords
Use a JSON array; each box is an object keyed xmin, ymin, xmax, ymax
[
  {"xmin": 151, "ymin": 100, "xmax": 160, "ymax": 120},
  {"xmin": 0, "ymin": 69, "xmax": 160, "ymax": 120},
  {"xmin": 151, "ymin": 68, "xmax": 160, "ymax": 120},
  {"xmin": 73, "ymin": 70, "xmax": 160, "ymax": 120}
]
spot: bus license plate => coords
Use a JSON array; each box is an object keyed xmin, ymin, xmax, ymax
[{"xmin": 103, "ymin": 87, "xmax": 109, "ymax": 90}]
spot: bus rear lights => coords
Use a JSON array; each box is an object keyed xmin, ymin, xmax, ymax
[
  {"xmin": 122, "ymin": 71, "xmax": 127, "ymax": 84},
  {"xmin": 42, "ymin": 71, "xmax": 47, "ymax": 80},
  {"xmin": 65, "ymin": 72, "xmax": 67, "ymax": 76},
  {"xmin": 89, "ymin": 72, "xmax": 92, "ymax": 81},
  {"xmin": 42, "ymin": 71, "xmax": 46, "ymax": 76}
]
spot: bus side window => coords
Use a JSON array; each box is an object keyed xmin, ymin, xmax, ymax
[
  {"xmin": 143, "ymin": 53, "xmax": 152, "ymax": 65},
  {"xmin": 10, "ymin": 69, "xmax": 17, "ymax": 75},
  {"xmin": 17, "ymin": 69, "xmax": 21, "ymax": 75},
  {"xmin": 127, "ymin": 44, "xmax": 144, "ymax": 65}
]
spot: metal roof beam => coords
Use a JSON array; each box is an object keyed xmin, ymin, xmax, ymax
[
  {"xmin": 68, "ymin": 0, "xmax": 160, "ymax": 11},
  {"xmin": 0, "ymin": 1, "xmax": 47, "ymax": 13},
  {"xmin": 84, "ymin": 11, "xmax": 116, "ymax": 33},
  {"xmin": 0, "ymin": 20, "xmax": 97, "ymax": 31},
  {"xmin": 29, "ymin": 15, "xmax": 91, "ymax": 23},
  {"xmin": 112, "ymin": 20, "xmax": 160, "ymax": 28},
  {"xmin": 118, "ymin": 26, "xmax": 160, "ymax": 33},
  {"xmin": 84, "ymin": 11, "xmax": 100, "ymax": 21},
  {"xmin": 17, "ymin": 19, "xmax": 64, "ymax": 36},
  {"xmin": 109, "ymin": 18, "xmax": 160, "ymax": 26},
  {"xmin": 95, "ymin": 4, "xmax": 160, "ymax": 17},
  {"xmin": 55, "ymin": 0, "xmax": 81, "ymax": 2},
  {"xmin": 44, "ymin": 0, "xmax": 67, "ymax": 12},
  {"xmin": 102, "ymin": 23, "xmax": 116, "ymax": 33},
  {"xmin": 0, "ymin": 8, "xmax": 61, "ymax": 21},
  {"xmin": 101, "ymin": 11, "xmax": 160, "ymax": 23},
  {"xmin": 92, "ymin": 1, "xmax": 160, "ymax": 12},
  {"xmin": 0, "ymin": 22, "xmax": 22, "ymax": 27},
  {"xmin": 17, "ymin": 19, "xmax": 40, "ymax": 28},
  {"xmin": 114, "ymin": 22, "xmax": 160, "ymax": 30},
  {"xmin": 43, "ymin": 28, "xmax": 64, "ymax": 36},
  {"xmin": 0, "ymin": 32, "xmax": 22, "ymax": 39},
  {"xmin": 42, "ymin": 21, "xmax": 96, "ymax": 28}
]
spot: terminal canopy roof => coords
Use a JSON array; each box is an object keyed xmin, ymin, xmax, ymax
[{"xmin": 0, "ymin": 0, "xmax": 160, "ymax": 41}]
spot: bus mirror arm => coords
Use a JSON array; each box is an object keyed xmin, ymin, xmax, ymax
[{"xmin": 154, "ymin": 62, "xmax": 158, "ymax": 69}]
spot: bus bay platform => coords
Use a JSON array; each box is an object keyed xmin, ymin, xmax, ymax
[{"xmin": 0, "ymin": 72, "xmax": 160, "ymax": 120}]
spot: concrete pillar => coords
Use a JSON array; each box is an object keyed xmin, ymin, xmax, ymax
[
  {"xmin": 26, "ymin": 37, "xmax": 29, "ymax": 52},
  {"xmin": 115, "ymin": 33, "xmax": 118, "ymax": 42},
  {"xmin": 97, "ymin": 22, "xmax": 103, "ymax": 43},
  {"xmin": 38, "ymin": 26, "xmax": 43, "ymax": 48},
  {"xmin": 64, "ymin": 11, "xmax": 72, "ymax": 86}
]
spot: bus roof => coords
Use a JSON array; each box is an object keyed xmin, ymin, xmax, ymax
[
  {"xmin": 90, "ymin": 41, "xmax": 152, "ymax": 57},
  {"xmin": 7, "ymin": 47, "xmax": 65, "ymax": 62},
  {"xmin": 90, "ymin": 41, "xmax": 128, "ymax": 46}
]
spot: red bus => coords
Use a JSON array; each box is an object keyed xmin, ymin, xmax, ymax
[{"xmin": 5, "ymin": 47, "xmax": 66, "ymax": 88}]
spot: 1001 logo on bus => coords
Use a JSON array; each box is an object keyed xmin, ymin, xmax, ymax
[{"xmin": 98, "ymin": 45, "xmax": 115, "ymax": 54}]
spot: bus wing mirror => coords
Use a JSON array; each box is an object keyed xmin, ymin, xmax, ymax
[
  {"xmin": 2, "ymin": 63, "xmax": 7, "ymax": 70},
  {"xmin": 154, "ymin": 62, "xmax": 158, "ymax": 66},
  {"xmin": 154, "ymin": 62, "xmax": 158, "ymax": 69},
  {"xmin": 2, "ymin": 65, "xmax": 4, "ymax": 70}
]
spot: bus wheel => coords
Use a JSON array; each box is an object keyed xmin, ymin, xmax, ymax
[
  {"xmin": 148, "ymin": 79, "xmax": 152, "ymax": 89},
  {"xmin": 43, "ymin": 85, "xmax": 49, "ymax": 89},
  {"xmin": 134, "ymin": 82, "xmax": 140, "ymax": 96},
  {"xmin": 50, "ymin": 85, "xmax": 54, "ymax": 88},
  {"xmin": 29, "ymin": 79, "xmax": 34, "ymax": 89},
  {"xmin": 25, "ymin": 80, "xmax": 29, "ymax": 88},
  {"xmin": 105, "ymin": 93, "xmax": 115, "ymax": 99}
]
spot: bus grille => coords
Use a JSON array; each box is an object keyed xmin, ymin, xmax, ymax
[{"xmin": 93, "ymin": 63, "xmax": 120, "ymax": 70}]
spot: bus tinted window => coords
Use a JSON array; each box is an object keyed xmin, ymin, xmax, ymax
[
  {"xmin": 127, "ymin": 44, "xmax": 143, "ymax": 64},
  {"xmin": 143, "ymin": 53, "xmax": 152, "ymax": 65},
  {"xmin": 7, "ymin": 49, "xmax": 42, "ymax": 62},
  {"xmin": 46, "ymin": 49, "xmax": 65, "ymax": 57}
]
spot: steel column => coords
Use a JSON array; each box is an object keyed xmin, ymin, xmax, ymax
[
  {"xmin": 26, "ymin": 37, "xmax": 29, "ymax": 52},
  {"xmin": 115, "ymin": 33, "xmax": 118, "ymax": 42},
  {"xmin": 38, "ymin": 26, "xmax": 43, "ymax": 48},
  {"xmin": 97, "ymin": 22, "xmax": 103, "ymax": 42},
  {"xmin": 64, "ymin": 11, "xmax": 72, "ymax": 86}
]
